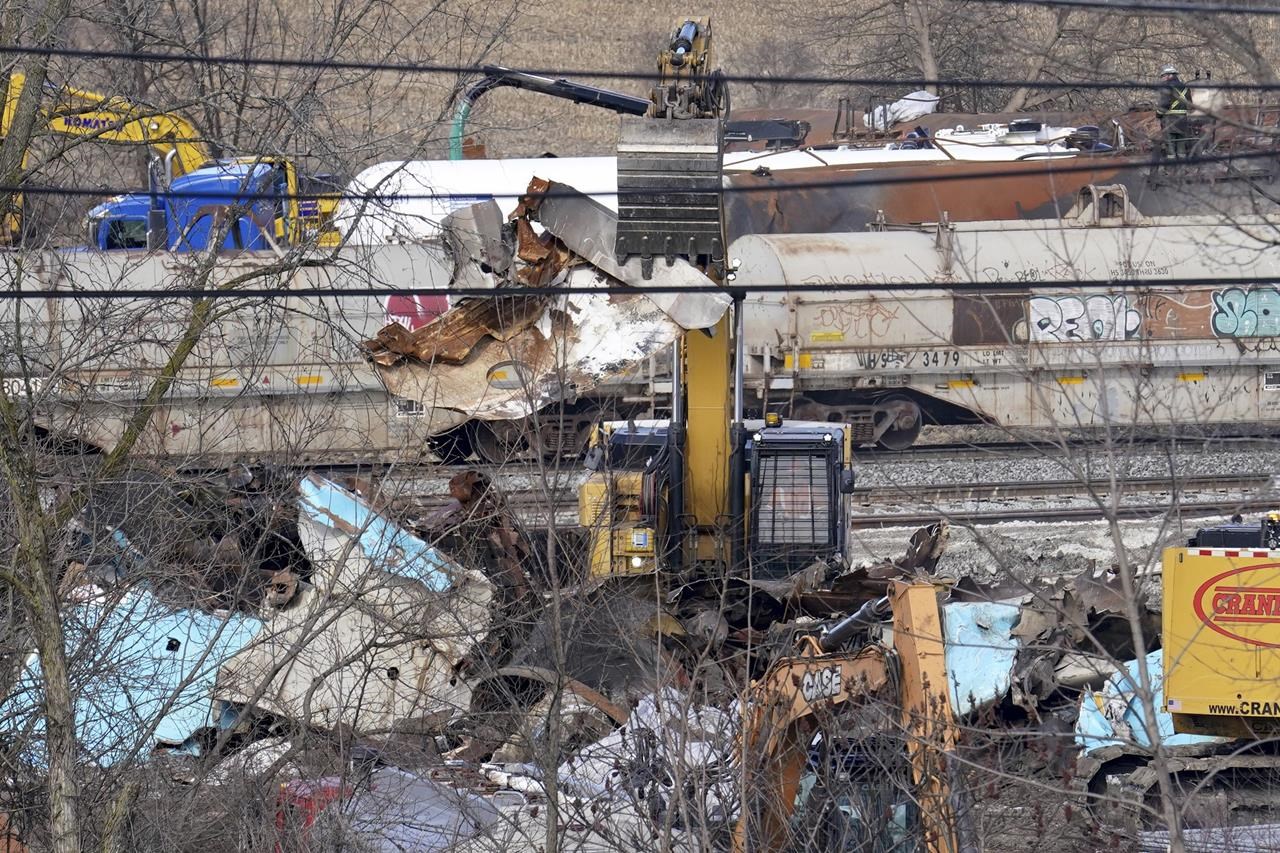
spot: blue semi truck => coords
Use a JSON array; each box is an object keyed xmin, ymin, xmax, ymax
[{"xmin": 83, "ymin": 159, "xmax": 338, "ymax": 251}]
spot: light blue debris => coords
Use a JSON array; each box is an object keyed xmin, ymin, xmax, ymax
[
  {"xmin": 1075, "ymin": 649, "xmax": 1228, "ymax": 755},
  {"xmin": 298, "ymin": 474, "xmax": 456, "ymax": 592},
  {"xmin": 944, "ymin": 601, "xmax": 1021, "ymax": 716},
  {"xmin": 3, "ymin": 588, "xmax": 261, "ymax": 766}
]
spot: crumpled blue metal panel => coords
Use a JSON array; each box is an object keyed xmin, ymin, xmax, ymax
[
  {"xmin": 297, "ymin": 474, "xmax": 457, "ymax": 592},
  {"xmin": 4, "ymin": 588, "xmax": 261, "ymax": 766},
  {"xmin": 1075, "ymin": 649, "xmax": 1227, "ymax": 755},
  {"xmin": 943, "ymin": 601, "xmax": 1021, "ymax": 716}
]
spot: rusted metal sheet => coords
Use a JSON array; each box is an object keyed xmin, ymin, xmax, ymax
[
  {"xmin": 371, "ymin": 269, "xmax": 690, "ymax": 430},
  {"xmin": 723, "ymin": 153, "xmax": 1280, "ymax": 241},
  {"xmin": 364, "ymin": 180, "xmax": 731, "ymax": 431},
  {"xmin": 365, "ymin": 295, "xmax": 550, "ymax": 367}
]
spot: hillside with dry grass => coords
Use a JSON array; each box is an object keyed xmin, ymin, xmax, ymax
[
  {"xmin": 454, "ymin": 2, "xmax": 836, "ymax": 158},
  {"xmin": 456, "ymin": 1, "xmax": 1280, "ymax": 160}
]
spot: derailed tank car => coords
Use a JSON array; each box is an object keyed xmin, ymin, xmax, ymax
[{"xmin": 733, "ymin": 188, "xmax": 1280, "ymax": 447}]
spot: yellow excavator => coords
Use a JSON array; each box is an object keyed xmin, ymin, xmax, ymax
[
  {"xmin": 581, "ymin": 16, "xmax": 787, "ymax": 582},
  {"xmin": 3, "ymin": 71, "xmax": 213, "ymax": 179},
  {"xmin": 0, "ymin": 72, "xmax": 340, "ymax": 246},
  {"xmin": 576, "ymin": 18, "xmax": 967, "ymax": 852}
]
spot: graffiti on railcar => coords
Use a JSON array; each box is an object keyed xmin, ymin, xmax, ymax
[
  {"xmin": 1211, "ymin": 286, "xmax": 1280, "ymax": 338},
  {"xmin": 1137, "ymin": 291, "xmax": 1216, "ymax": 338},
  {"xmin": 953, "ymin": 294, "xmax": 1024, "ymax": 346},
  {"xmin": 802, "ymin": 286, "xmax": 1280, "ymax": 353},
  {"xmin": 814, "ymin": 301, "xmax": 902, "ymax": 340},
  {"xmin": 979, "ymin": 260, "xmax": 1092, "ymax": 285},
  {"xmin": 971, "ymin": 288, "xmax": 1276, "ymax": 345},
  {"xmin": 1028, "ymin": 295, "xmax": 1141, "ymax": 342}
]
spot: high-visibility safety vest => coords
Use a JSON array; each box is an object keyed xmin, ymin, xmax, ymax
[{"xmin": 1164, "ymin": 83, "xmax": 1191, "ymax": 115}]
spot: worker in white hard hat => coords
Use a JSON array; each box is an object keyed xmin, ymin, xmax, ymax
[{"xmin": 1156, "ymin": 65, "xmax": 1193, "ymax": 160}]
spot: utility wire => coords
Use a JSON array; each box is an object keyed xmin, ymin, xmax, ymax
[
  {"xmin": 11, "ymin": 148, "xmax": 1280, "ymax": 202},
  {"xmin": 4, "ymin": 43, "xmax": 1280, "ymax": 91},
  {"xmin": 2, "ymin": 276, "xmax": 1279, "ymax": 300},
  {"xmin": 963, "ymin": 0, "xmax": 1280, "ymax": 14}
]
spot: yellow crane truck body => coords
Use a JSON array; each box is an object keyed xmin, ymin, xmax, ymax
[{"xmin": 1163, "ymin": 534, "xmax": 1280, "ymax": 737}]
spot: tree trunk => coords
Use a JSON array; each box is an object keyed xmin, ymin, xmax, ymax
[
  {"xmin": 906, "ymin": 0, "xmax": 940, "ymax": 94},
  {"xmin": 22, "ymin": 520, "xmax": 81, "ymax": 853},
  {"xmin": 1003, "ymin": 10, "xmax": 1071, "ymax": 112}
]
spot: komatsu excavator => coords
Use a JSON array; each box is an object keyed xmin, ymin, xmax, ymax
[
  {"xmin": 577, "ymin": 19, "xmax": 967, "ymax": 852},
  {"xmin": 0, "ymin": 72, "xmax": 339, "ymax": 246},
  {"xmin": 2, "ymin": 71, "xmax": 213, "ymax": 179}
]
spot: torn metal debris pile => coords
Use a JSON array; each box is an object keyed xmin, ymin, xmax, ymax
[
  {"xmin": 360, "ymin": 179, "xmax": 730, "ymax": 435},
  {"xmin": 8, "ymin": 461, "xmax": 1277, "ymax": 851}
]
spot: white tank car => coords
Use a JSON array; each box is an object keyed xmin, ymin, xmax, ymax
[
  {"xmin": 32, "ymin": 193, "xmax": 1280, "ymax": 462},
  {"xmin": 334, "ymin": 156, "xmax": 620, "ymax": 244},
  {"xmin": 730, "ymin": 194, "xmax": 1280, "ymax": 448},
  {"xmin": 336, "ymin": 122, "xmax": 1085, "ymax": 244}
]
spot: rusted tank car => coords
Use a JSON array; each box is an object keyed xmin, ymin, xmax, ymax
[
  {"xmin": 722, "ymin": 103, "xmax": 1280, "ymax": 237},
  {"xmin": 733, "ymin": 190, "xmax": 1280, "ymax": 447},
  {"xmin": 722, "ymin": 151, "xmax": 1280, "ymax": 241}
]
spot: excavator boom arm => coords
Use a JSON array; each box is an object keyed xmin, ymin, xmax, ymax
[
  {"xmin": 733, "ymin": 581, "xmax": 964, "ymax": 853},
  {"xmin": 4, "ymin": 72, "xmax": 212, "ymax": 178}
]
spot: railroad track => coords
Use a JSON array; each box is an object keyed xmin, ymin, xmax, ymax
[
  {"xmin": 858, "ymin": 474, "xmax": 1277, "ymax": 504},
  {"xmin": 304, "ymin": 433, "xmax": 1280, "ymax": 479},
  {"xmin": 850, "ymin": 498, "xmax": 1280, "ymax": 530},
  {"xmin": 384, "ymin": 472, "xmax": 1277, "ymax": 531},
  {"xmin": 858, "ymin": 435, "xmax": 1280, "ymax": 463}
]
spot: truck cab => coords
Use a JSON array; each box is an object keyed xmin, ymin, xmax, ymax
[{"xmin": 84, "ymin": 160, "xmax": 296, "ymax": 252}]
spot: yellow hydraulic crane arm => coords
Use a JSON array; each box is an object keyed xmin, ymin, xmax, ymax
[{"xmin": 3, "ymin": 72, "xmax": 212, "ymax": 179}]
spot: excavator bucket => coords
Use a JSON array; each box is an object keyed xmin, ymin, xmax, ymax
[{"xmin": 615, "ymin": 117, "xmax": 723, "ymax": 275}]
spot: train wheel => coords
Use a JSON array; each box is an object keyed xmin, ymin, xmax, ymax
[
  {"xmin": 427, "ymin": 425, "xmax": 473, "ymax": 464},
  {"xmin": 471, "ymin": 420, "xmax": 528, "ymax": 464},
  {"xmin": 874, "ymin": 395, "xmax": 923, "ymax": 450},
  {"xmin": 540, "ymin": 418, "xmax": 595, "ymax": 463}
]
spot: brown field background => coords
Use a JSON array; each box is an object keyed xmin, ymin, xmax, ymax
[{"xmin": 456, "ymin": 3, "xmax": 834, "ymax": 158}]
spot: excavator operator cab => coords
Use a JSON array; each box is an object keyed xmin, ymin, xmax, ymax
[
  {"xmin": 580, "ymin": 416, "xmax": 856, "ymax": 581},
  {"xmin": 747, "ymin": 416, "xmax": 856, "ymax": 579}
]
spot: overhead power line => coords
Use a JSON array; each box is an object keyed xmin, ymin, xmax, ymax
[
  {"xmin": 2, "ymin": 276, "xmax": 1280, "ymax": 300},
  {"xmin": 963, "ymin": 0, "xmax": 1280, "ymax": 14},
  {"xmin": 5, "ymin": 43, "xmax": 1280, "ymax": 91},
  {"xmin": 8, "ymin": 147, "xmax": 1280, "ymax": 203}
]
